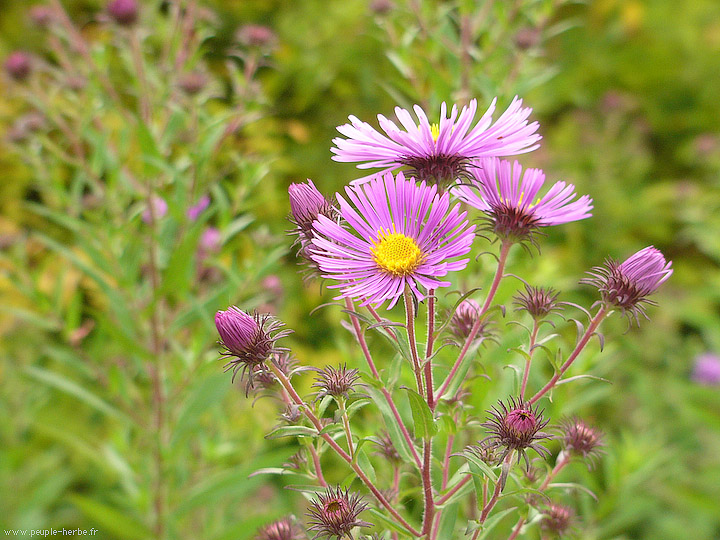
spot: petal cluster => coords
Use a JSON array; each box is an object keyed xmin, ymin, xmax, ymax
[
  {"xmin": 331, "ymin": 97, "xmax": 541, "ymax": 185},
  {"xmin": 310, "ymin": 171, "xmax": 475, "ymax": 309},
  {"xmin": 454, "ymin": 158, "xmax": 592, "ymax": 241}
]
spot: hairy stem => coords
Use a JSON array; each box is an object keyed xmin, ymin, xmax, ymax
[
  {"xmin": 528, "ymin": 307, "xmax": 607, "ymax": 405},
  {"xmin": 435, "ymin": 241, "xmax": 512, "ymax": 407},
  {"xmin": 425, "ymin": 289, "xmax": 436, "ymax": 408},
  {"xmin": 519, "ymin": 320, "xmax": 540, "ymax": 400},
  {"xmin": 404, "ymin": 287, "xmax": 425, "ymax": 397},
  {"xmin": 267, "ymin": 363, "xmax": 421, "ymax": 537}
]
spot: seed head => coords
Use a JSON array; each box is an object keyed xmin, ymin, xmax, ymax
[
  {"xmin": 312, "ymin": 364, "xmax": 360, "ymax": 399},
  {"xmin": 107, "ymin": 0, "xmax": 139, "ymax": 26},
  {"xmin": 481, "ymin": 397, "xmax": 552, "ymax": 468},
  {"xmin": 307, "ymin": 487, "xmax": 371, "ymax": 539},
  {"xmin": 5, "ymin": 51, "xmax": 32, "ymax": 81},
  {"xmin": 255, "ymin": 516, "xmax": 305, "ymax": 540},
  {"xmin": 581, "ymin": 246, "xmax": 672, "ymax": 323},
  {"xmin": 513, "ymin": 285, "xmax": 561, "ymax": 320},
  {"xmin": 215, "ymin": 308, "xmax": 291, "ymax": 390},
  {"xmin": 541, "ymin": 503, "xmax": 575, "ymax": 536},
  {"xmin": 559, "ymin": 417, "xmax": 604, "ymax": 467}
]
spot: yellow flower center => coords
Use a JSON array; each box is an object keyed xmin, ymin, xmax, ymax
[
  {"xmin": 371, "ymin": 230, "xmax": 423, "ymax": 275},
  {"xmin": 430, "ymin": 123, "xmax": 440, "ymax": 141}
]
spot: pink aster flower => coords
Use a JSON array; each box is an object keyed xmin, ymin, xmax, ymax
[
  {"xmin": 454, "ymin": 158, "xmax": 592, "ymax": 243},
  {"xmin": 582, "ymin": 246, "xmax": 672, "ymax": 322},
  {"xmin": 187, "ymin": 195, "xmax": 210, "ymax": 220},
  {"xmin": 310, "ymin": 172, "xmax": 475, "ymax": 309},
  {"xmin": 691, "ymin": 353, "xmax": 720, "ymax": 385},
  {"xmin": 331, "ymin": 97, "xmax": 541, "ymax": 187}
]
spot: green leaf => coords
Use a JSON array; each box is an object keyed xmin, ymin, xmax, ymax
[
  {"xmin": 467, "ymin": 506, "xmax": 517, "ymax": 539},
  {"xmin": 24, "ymin": 366, "xmax": 130, "ymax": 422},
  {"xmin": 362, "ymin": 385, "xmax": 415, "ymax": 463},
  {"xmin": 265, "ymin": 426, "xmax": 317, "ymax": 439},
  {"xmin": 355, "ymin": 449, "xmax": 376, "ymax": 483},
  {"xmin": 69, "ymin": 495, "xmax": 152, "ymax": 540},
  {"xmin": 368, "ymin": 508, "xmax": 416, "ymax": 537},
  {"xmin": 436, "ymin": 502, "xmax": 459, "ymax": 538},
  {"xmin": 403, "ymin": 388, "xmax": 437, "ymax": 440}
]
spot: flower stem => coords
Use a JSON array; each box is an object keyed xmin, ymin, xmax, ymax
[
  {"xmin": 266, "ymin": 362, "xmax": 421, "ymax": 537},
  {"xmin": 421, "ymin": 440, "xmax": 435, "ymax": 536},
  {"xmin": 528, "ymin": 307, "xmax": 607, "ymax": 405},
  {"xmin": 425, "ymin": 289, "xmax": 436, "ymax": 408},
  {"xmin": 478, "ymin": 451, "xmax": 514, "ymax": 524},
  {"xmin": 404, "ymin": 286, "xmax": 425, "ymax": 398},
  {"xmin": 435, "ymin": 241, "xmax": 512, "ymax": 407},
  {"xmin": 519, "ymin": 321, "xmax": 540, "ymax": 400},
  {"xmin": 344, "ymin": 299, "xmax": 422, "ymax": 470},
  {"xmin": 338, "ymin": 398, "xmax": 355, "ymax": 459},
  {"xmin": 309, "ymin": 443, "xmax": 328, "ymax": 487}
]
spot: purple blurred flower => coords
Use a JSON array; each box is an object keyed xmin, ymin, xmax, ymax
[
  {"xmin": 255, "ymin": 516, "xmax": 304, "ymax": 540},
  {"xmin": 692, "ymin": 353, "xmax": 720, "ymax": 385},
  {"xmin": 187, "ymin": 195, "xmax": 210, "ymax": 220},
  {"xmin": 29, "ymin": 6, "xmax": 55, "ymax": 28},
  {"xmin": 178, "ymin": 72, "xmax": 208, "ymax": 96},
  {"xmin": 331, "ymin": 97, "xmax": 541, "ymax": 186},
  {"xmin": 108, "ymin": 0, "xmax": 139, "ymax": 25},
  {"xmin": 142, "ymin": 196, "xmax": 167, "ymax": 224},
  {"xmin": 582, "ymin": 246, "xmax": 672, "ymax": 322},
  {"xmin": 310, "ymin": 171, "xmax": 475, "ymax": 309},
  {"xmin": 200, "ymin": 227, "xmax": 221, "ymax": 252},
  {"xmin": 237, "ymin": 24, "xmax": 277, "ymax": 47},
  {"xmin": 454, "ymin": 158, "xmax": 592, "ymax": 243},
  {"xmin": 5, "ymin": 51, "xmax": 32, "ymax": 81}
]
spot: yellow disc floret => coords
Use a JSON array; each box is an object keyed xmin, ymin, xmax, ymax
[
  {"xmin": 371, "ymin": 230, "xmax": 423, "ymax": 275},
  {"xmin": 430, "ymin": 123, "xmax": 440, "ymax": 141}
]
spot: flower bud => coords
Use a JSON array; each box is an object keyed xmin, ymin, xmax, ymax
[
  {"xmin": 481, "ymin": 397, "xmax": 551, "ymax": 468},
  {"xmin": 312, "ymin": 363, "xmax": 360, "ymax": 399},
  {"xmin": 288, "ymin": 179, "xmax": 334, "ymax": 238},
  {"xmin": 541, "ymin": 503, "xmax": 575, "ymax": 536},
  {"xmin": 236, "ymin": 24, "xmax": 276, "ymax": 48},
  {"xmin": 29, "ymin": 6, "xmax": 55, "ymax": 28},
  {"xmin": 582, "ymin": 246, "xmax": 672, "ymax": 322},
  {"xmin": 5, "ymin": 51, "xmax": 32, "ymax": 81},
  {"xmin": 178, "ymin": 71, "xmax": 207, "ymax": 96},
  {"xmin": 559, "ymin": 417, "xmax": 604, "ymax": 468},
  {"xmin": 107, "ymin": 0, "xmax": 139, "ymax": 26},
  {"xmin": 255, "ymin": 516, "xmax": 304, "ymax": 540},
  {"xmin": 307, "ymin": 487, "xmax": 372, "ymax": 539},
  {"xmin": 513, "ymin": 284, "xmax": 561, "ymax": 320}
]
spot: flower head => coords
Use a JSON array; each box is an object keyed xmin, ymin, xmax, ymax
[
  {"xmin": 237, "ymin": 24, "xmax": 277, "ymax": 48},
  {"xmin": 289, "ymin": 179, "xmax": 335, "ymax": 249},
  {"xmin": 332, "ymin": 98, "xmax": 541, "ymax": 188},
  {"xmin": 447, "ymin": 298, "xmax": 494, "ymax": 345},
  {"xmin": 199, "ymin": 227, "xmax": 222, "ymax": 253},
  {"xmin": 255, "ymin": 516, "xmax": 305, "ymax": 540},
  {"xmin": 481, "ymin": 397, "xmax": 552, "ymax": 468},
  {"xmin": 691, "ymin": 353, "xmax": 720, "ymax": 385},
  {"xmin": 178, "ymin": 71, "xmax": 208, "ymax": 96},
  {"xmin": 307, "ymin": 487, "xmax": 371, "ymax": 539},
  {"xmin": 29, "ymin": 6, "xmax": 55, "ymax": 28},
  {"xmin": 581, "ymin": 246, "xmax": 672, "ymax": 322},
  {"xmin": 541, "ymin": 503, "xmax": 575, "ymax": 537},
  {"xmin": 513, "ymin": 285, "xmax": 561, "ymax": 320},
  {"xmin": 310, "ymin": 171, "xmax": 475, "ymax": 309},
  {"xmin": 454, "ymin": 158, "xmax": 592, "ymax": 245},
  {"xmin": 312, "ymin": 364, "xmax": 361, "ymax": 399},
  {"xmin": 5, "ymin": 51, "xmax": 32, "ymax": 81},
  {"xmin": 559, "ymin": 417, "xmax": 604, "ymax": 468},
  {"xmin": 107, "ymin": 0, "xmax": 139, "ymax": 25},
  {"xmin": 372, "ymin": 431, "xmax": 401, "ymax": 463},
  {"xmin": 215, "ymin": 307, "xmax": 291, "ymax": 389}
]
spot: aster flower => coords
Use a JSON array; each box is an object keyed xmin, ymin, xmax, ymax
[
  {"xmin": 307, "ymin": 487, "xmax": 371, "ymax": 539},
  {"xmin": 559, "ymin": 417, "xmax": 604, "ymax": 468},
  {"xmin": 581, "ymin": 246, "xmax": 672, "ymax": 322},
  {"xmin": 481, "ymin": 397, "xmax": 552, "ymax": 469},
  {"xmin": 288, "ymin": 180, "xmax": 336, "ymax": 264},
  {"xmin": 541, "ymin": 503, "xmax": 575, "ymax": 537},
  {"xmin": 513, "ymin": 285, "xmax": 561, "ymax": 320},
  {"xmin": 215, "ymin": 307, "xmax": 291, "ymax": 389},
  {"xmin": 312, "ymin": 364, "xmax": 361, "ymax": 399},
  {"xmin": 454, "ymin": 158, "xmax": 592, "ymax": 245},
  {"xmin": 255, "ymin": 516, "xmax": 305, "ymax": 540},
  {"xmin": 310, "ymin": 171, "xmax": 475, "ymax": 309},
  {"xmin": 331, "ymin": 97, "xmax": 541, "ymax": 187},
  {"xmin": 691, "ymin": 353, "xmax": 720, "ymax": 385}
]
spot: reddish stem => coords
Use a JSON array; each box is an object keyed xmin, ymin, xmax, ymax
[
  {"xmin": 528, "ymin": 308, "xmax": 607, "ymax": 405},
  {"xmin": 519, "ymin": 321, "xmax": 539, "ymax": 400}
]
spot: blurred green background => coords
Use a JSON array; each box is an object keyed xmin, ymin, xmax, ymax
[{"xmin": 1, "ymin": 0, "xmax": 719, "ymax": 539}]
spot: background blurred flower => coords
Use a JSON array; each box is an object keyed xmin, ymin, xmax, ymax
[
  {"xmin": 4, "ymin": 51, "xmax": 31, "ymax": 81},
  {"xmin": 142, "ymin": 195, "xmax": 168, "ymax": 224},
  {"xmin": 187, "ymin": 195, "xmax": 210, "ymax": 220},
  {"xmin": 691, "ymin": 353, "xmax": 720, "ymax": 385}
]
